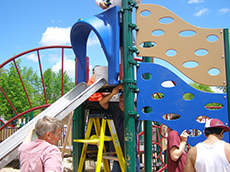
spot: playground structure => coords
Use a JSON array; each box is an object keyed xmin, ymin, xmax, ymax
[{"xmin": 0, "ymin": 1, "xmax": 230, "ymax": 172}]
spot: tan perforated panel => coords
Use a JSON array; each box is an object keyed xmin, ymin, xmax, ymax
[{"xmin": 136, "ymin": 4, "xmax": 226, "ymax": 86}]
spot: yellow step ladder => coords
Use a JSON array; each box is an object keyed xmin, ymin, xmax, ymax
[{"xmin": 73, "ymin": 115, "xmax": 125, "ymax": 172}]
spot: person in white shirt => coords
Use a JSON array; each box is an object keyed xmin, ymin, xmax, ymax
[{"xmin": 184, "ymin": 118, "xmax": 230, "ymax": 172}]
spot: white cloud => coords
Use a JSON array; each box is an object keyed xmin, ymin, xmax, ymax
[
  {"xmin": 218, "ymin": 8, "xmax": 230, "ymax": 15},
  {"xmin": 194, "ymin": 8, "xmax": 208, "ymax": 17},
  {"xmin": 39, "ymin": 27, "xmax": 71, "ymax": 46},
  {"xmin": 87, "ymin": 35, "xmax": 100, "ymax": 47},
  {"xmin": 210, "ymin": 86, "xmax": 223, "ymax": 93},
  {"xmin": 161, "ymin": 81, "xmax": 176, "ymax": 88},
  {"xmin": 51, "ymin": 58, "xmax": 75, "ymax": 78},
  {"xmin": 48, "ymin": 54, "xmax": 60, "ymax": 63},
  {"xmin": 89, "ymin": 65, "xmax": 93, "ymax": 71},
  {"xmin": 26, "ymin": 54, "xmax": 38, "ymax": 62},
  {"xmin": 188, "ymin": 0, "xmax": 204, "ymax": 3}
]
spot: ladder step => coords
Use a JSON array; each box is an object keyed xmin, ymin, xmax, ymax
[
  {"xmin": 102, "ymin": 155, "xmax": 119, "ymax": 161},
  {"xmin": 73, "ymin": 135, "xmax": 112, "ymax": 144}
]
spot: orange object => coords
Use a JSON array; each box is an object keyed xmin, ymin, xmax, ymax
[{"xmin": 87, "ymin": 74, "xmax": 103, "ymax": 101}]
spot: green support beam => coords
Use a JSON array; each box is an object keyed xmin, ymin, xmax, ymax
[
  {"xmin": 142, "ymin": 42, "xmax": 153, "ymax": 172},
  {"xmin": 73, "ymin": 105, "xmax": 85, "ymax": 172},
  {"xmin": 223, "ymin": 28, "xmax": 230, "ymax": 140},
  {"xmin": 122, "ymin": 0, "xmax": 136, "ymax": 171}
]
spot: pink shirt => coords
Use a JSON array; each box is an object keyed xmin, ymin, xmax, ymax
[{"xmin": 18, "ymin": 139, "xmax": 63, "ymax": 172}]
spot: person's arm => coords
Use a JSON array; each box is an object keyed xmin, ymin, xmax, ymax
[
  {"xmin": 170, "ymin": 130, "xmax": 188, "ymax": 161},
  {"xmin": 22, "ymin": 126, "xmax": 35, "ymax": 143},
  {"xmin": 99, "ymin": 84, "xmax": 123, "ymax": 110},
  {"xmin": 224, "ymin": 142, "xmax": 230, "ymax": 163},
  {"xmin": 184, "ymin": 146, "xmax": 197, "ymax": 172}
]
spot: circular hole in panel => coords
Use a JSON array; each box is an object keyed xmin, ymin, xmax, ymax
[
  {"xmin": 140, "ymin": 10, "xmax": 151, "ymax": 17},
  {"xmin": 159, "ymin": 17, "xmax": 174, "ymax": 24},
  {"xmin": 206, "ymin": 35, "xmax": 218, "ymax": 42},
  {"xmin": 196, "ymin": 115, "xmax": 210, "ymax": 123},
  {"xmin": 195, "ymin": 49, "xmax": 208, "ymax": 56},
  {"xmin": 152, "ymin": 29, "xmax": 165, "ymax": 36},
  {"xmin": 166, "ymin": 49, "xmax": 177, "ymax": 57},
  {"xmin": 208, "ymin": 68, "xmax": 220, "ymax": 76},
  {"xmin": 163, "ymin": 113, "xmax": 180, "ymax": 120},
  {"xmin": 187, "ymin": 129, "xmax": 202, "ymax": 137},
  {"xmin": 140, "ymin": 42, "xmax": 156, "ymax": 48},
  {"xmin": 141, "ymin": 73, "xmax": 153, "ymax": 80},
  {"xmin": 205, "ymin": 103, "xmax": 223, "ymax": 110},
  {"xmin": 152, "ymin": 92, "xmax": 165, "ymax": 99},
  {"xmin": 142, "ymin": 106, "xmax": 153, "ymax": 113},
  {"xmin": 161, "ymin": 81, "xmax": 177, "ymax": 88},
  {"xmin": 183, "ymin": 61, "xmax": 199, "ymax": 68},
  {"xmin": 179, "ymin": 30, "xmax": 196, "ymax": 37},
  {"xmin": 183, "ymin": 93, "xmax": 194, "ymax": 100}
]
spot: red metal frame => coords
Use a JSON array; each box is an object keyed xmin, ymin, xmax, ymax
[
  {"xmin": 0, "ymin": 46, "xmax": 74, "ymax": 131},
  {"xmin": 138, "ymin": 123, "xmax": 167, "ymax": 171},
  {"xmin": 0, "ymin": 105, "xmax": 51, "ymax": 131}
]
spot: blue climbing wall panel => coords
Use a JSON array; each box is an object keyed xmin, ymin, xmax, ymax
[
  {"xmin": 137, "ymin": 63, "xmax": 229, "ymax": 146},
  {"xmin": 70, "ymin": 6, "xmax": 120, "ymax": 85}
]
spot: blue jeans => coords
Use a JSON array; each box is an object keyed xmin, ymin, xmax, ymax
[{"xmin": 112, "ymin": 155, "xmax": 140, "ymax": 172}]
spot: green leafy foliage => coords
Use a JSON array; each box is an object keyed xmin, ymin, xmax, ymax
[{"xmin": 0, "ymin": 60, "xmax": 75, "ymax": 120}]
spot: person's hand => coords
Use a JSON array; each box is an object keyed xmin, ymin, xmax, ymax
[
  {"xmin": 29, "ymin": 126, "xmax": 35, "ymax": 133},
  {"xmin": 111, "ymin": 86, "xmax": 120, "ymax": 95},
  {"xmin": 116, "ymin": 84, "xmax": 123, "ymax": 91},
  {"xmin": 180, "ymin": 130, "xmax": 189, "ymax": 142},
  {"xmin": 111, "ymin": 84, "xmax": 123, "ymax": 95},
  {"xmin": 99, "ymin": 2, "xmax": 109, "ymax": 10}
]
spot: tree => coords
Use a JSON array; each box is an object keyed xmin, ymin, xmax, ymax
[
  {"xmin": 0, "ymin": 59, "xmax": 32, "ymax": 120},
  {"xmin": 183, "ymin": 82, "xmax": 214, "ymax": 101},
  {"xmin": 0, "ymin": 60, "xmax": 75, "ymax": 121},
  {"xmin": 217, "ymin": 86, "xmax": 226, "ymax": 93}
]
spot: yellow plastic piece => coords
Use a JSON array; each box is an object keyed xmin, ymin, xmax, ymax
[{"xmin": 75, "ymin": 117, "xmax": 125, "ymax": 172}]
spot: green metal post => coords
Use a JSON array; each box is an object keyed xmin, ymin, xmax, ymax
[
  {"xmin": 73, "ymin": 105, "xmax": 85, "ymax": 172},
  {"xmin": 13, "ymin": 112, "xmax": 17, "ymax": 127},
  {"xmin": 30, "ymin": 111, "xmax": 33, "ymax": 121},
  {"xmin": 144, "ymin": 112, "xmax": 152, "ymax": 172},
  {"xmin": 223, "ymin": 28, "xmax": 230, "ymax": 140},
  {"xmin": 122, "ymin": 0, "xmax": 136, "ymax": 171},
  {"xmin": 139, "ymin": 121, "xmax": 143, "ymax": 163},
  {"xmin": 25, "ymin": 113, "xmax": 28, "ymax": 124},
  {"xmin": 142, "ymin": 42, "xmax": 153, "ymax": 172}
]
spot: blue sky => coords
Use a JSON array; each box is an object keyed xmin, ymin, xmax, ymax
[{"xmin": 0, "ymin": 0, "xmax": 230, "ymax": 87}]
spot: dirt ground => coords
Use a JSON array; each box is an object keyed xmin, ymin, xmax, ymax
[
  {"xmin": 0, "ymin": 155, "xmax": 107, "ymax": 172},
  {"xmin": 0, "ymin": 156, "xmax": 95, "ymax": 172},
  {"xmin": 0, "ymin": 155, "xmax": 146, "ymax": 172}
]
